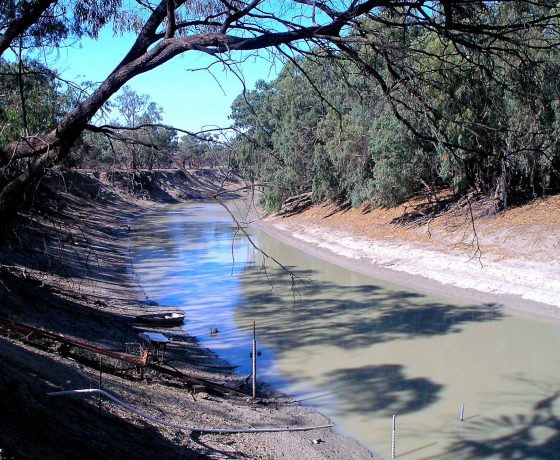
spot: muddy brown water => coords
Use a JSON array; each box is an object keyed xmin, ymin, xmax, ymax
[{"xmin": 132, "ymin": 202, "xmax": 560, "ymax": 459}]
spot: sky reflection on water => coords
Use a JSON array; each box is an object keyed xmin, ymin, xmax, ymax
[{"xmin": 133, "ymin": 202, "xmax": 560, "ymax": 459}]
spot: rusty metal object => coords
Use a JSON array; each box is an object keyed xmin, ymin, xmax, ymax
[
  {"xmin": 0, "ymin": 315, "xmax": 147, "ymax": 367},
  {"xmin": 0, "ymin": 315, "xmax": 248, "ymax": 396}
]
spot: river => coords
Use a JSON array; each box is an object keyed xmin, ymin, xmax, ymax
[{"xmin": 132, "ymin": 201, "xmax": 560, "ymax": 459}]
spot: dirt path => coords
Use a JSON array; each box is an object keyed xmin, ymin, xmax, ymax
[{"xmin": 0, "ymin": 171, "xmax": 377, "ymax": 460}]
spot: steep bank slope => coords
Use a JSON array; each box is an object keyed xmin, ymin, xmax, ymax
[
  {"xmin": 0, "ymin": 170, "xmax": 377, "ymax": 460},
  {"xmin": 260, "ymin": 194, "xmax": 560, "ymax": 319}
]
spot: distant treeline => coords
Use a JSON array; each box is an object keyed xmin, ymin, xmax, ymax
[
  {"xmin": 230, "ymin": 11, "xmax": 560, "ymax": 211},
  {"xmin": 0, "ymin": 60, "xmax": 225, "ymax": 172}
]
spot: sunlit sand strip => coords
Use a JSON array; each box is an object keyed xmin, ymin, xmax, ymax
[{"xmin": 281, "ymin": 224, "xmax": 560, "ymax": 309}]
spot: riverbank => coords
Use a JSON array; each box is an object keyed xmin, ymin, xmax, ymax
[
  {"xmin": 258, "ymin": 194, "xmax": 560, "ymax": 321},
  {"xmin": 0, "ymin": 170, "xmax": 377, "ymax": 459}
]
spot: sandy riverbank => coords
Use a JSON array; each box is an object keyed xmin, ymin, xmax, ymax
[
  {"xmin": 257, "ymin": 196, "xmax": 560, "ymax": 321},
  {"xmin": 0, "ymin": 171, "xmax": 377, "ymax": 460}
]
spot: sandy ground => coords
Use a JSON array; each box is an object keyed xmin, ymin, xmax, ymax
[
  {"xmin": 0, "ymin": 171, "xmax": 377, "ymax": 460},
  {"xmin": 258, "ymin": 195, "xmax": 560, "ymax": 321}
]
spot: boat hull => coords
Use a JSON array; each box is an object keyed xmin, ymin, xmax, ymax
[{"xmin": 135, "ymin": 312, "xmax": 185, "ymax": 326}]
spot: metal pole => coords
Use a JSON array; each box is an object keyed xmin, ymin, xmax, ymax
[
  {"xmin": 252, "ymin": 321, "xmax": 257, "ymax": 399},
  {"xmin": 460, "ymin": 402, "xmax": 465, "ymax": 421},
  {"xmin": 392, "ymin": 414, "xmax": 396, "ymax": 458},
  {"xmin": 98, "ymin": 357, "xmax": 103, "ymax": 414}
]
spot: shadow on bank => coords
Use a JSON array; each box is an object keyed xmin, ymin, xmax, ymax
[{"xmin": 0, "ymin": 340, "xmax": 198, "ymax": 460}]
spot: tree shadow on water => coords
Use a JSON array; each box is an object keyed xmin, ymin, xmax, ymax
[
  {"xmin": 237, "ymin": 264, "xmax": 504, "ymax": 353},
  {"xmin": 442, "ymin": 378, "xmax": 560, "ymax": 459},
  {"xmin": 324, "ymin": 364, "xmax": 443, "ymax": 417}
]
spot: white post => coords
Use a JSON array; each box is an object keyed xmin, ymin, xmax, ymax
[
  {"xmin": 252, "ymin": 321, "xmax": 257, "ymax": 399},
  {"xmin": 392, "ymin": 414, "xmax": 396, "ymax": 458},
  {"xmin": 98, "ymin": 357, "xmax": 103, "ymax": 414},
  {"xmin": 460, "ymin": 402, "xmax": 465, "ymax": 421}
]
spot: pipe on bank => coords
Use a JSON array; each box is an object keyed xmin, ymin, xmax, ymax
[{"xmin": 47, "ymin": 388, "xmax": 334, "ymax": 434}]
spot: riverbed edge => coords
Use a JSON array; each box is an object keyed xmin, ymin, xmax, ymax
[
  {"xmin": 0, "ymin": 171, "xmax": 380, "ymax": 460},
  {"xmin": 255, "ymin": 216, "xmax": 560, "ymax": 323}
]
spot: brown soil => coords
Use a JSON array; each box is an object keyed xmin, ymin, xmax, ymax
[
  {"xmin": 0, "ymin": 170, "xmax": 376, "ymax": 460},
  {"xmin": 281, "ymin": 193, "xmax": 560, "ymax": 264},
  {"xmin": 258, "ymin": 191, "xmax": 560, "ymax": 321}
]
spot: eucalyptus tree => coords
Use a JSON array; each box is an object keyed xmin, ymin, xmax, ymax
[
  {"xmin": 0, "ymin": 58, "xmax": 62, "ymax": 145},
  {"xmin": 177, "ymin": 134, "xmax": 214, "ymax": 169},
  {"xmin": 231, "ymin": 59, "xmax": 335, "ymax": 208},
  {"xmin": 111, "ymin": 87, "xmax": 177, "ymax": 170},
  {"xmin": 233, "ymin": 2, "xmax": 560, "ymax": 210},
  {"xmin": 349, "ymin": 3, "xmax": 560, "ymax": 206},
  {"xmin": 1, "ymin": 0, "xmax": 559, "ymax": 219}
]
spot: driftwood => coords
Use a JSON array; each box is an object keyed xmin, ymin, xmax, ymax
[{"xmin": 278, "ymin": 192, "xmax": 313, "ymax": 217}]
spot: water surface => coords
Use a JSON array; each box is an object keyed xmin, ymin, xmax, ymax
[{"xmin": 132, "ymin": 202, "xmax": 560, "ymax": 459}]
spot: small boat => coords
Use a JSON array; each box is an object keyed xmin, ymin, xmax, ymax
[{"xmin": 135, "ymin": 312, "xmax": 185, "ymax": 326}]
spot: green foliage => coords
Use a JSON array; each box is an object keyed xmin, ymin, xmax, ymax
[
  {"xmin": 1, "ymin": 0, "xmax": 123, "ymax": 50},
  {"xmin": 231, "ymin": 59, "xmax": 334, "ymax": 209},
  {"xmin": 72, "ymin": 87, "xmax": 178, "ymax": 170},
  {"xmin": 231, "ymin": 9, "xmax": 560, "ymax": 211},
  {"xmin": 2, "ymin": 0, "xmax": 560, "ymax": 212},
  {"xmin": 0, "ymin": 58, "xmax": 61, "ymax": 145},
  {"xmin": 366, "ymin": 113, "xmax": 423, "ymax": 207},
  {"xmin": 176, "ymin": 135, "xmax": 219, "ymax": 169}
]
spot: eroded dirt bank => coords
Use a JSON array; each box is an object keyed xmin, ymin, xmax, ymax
[
  {"xmin": 259, "ymin": 194, "xmax": 560, "ymax": 320},
  {"xmin": 0, "ymin": 170, "xmax": 377, "ymax": 460}
]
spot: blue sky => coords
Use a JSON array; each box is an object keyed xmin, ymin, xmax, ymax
[{"xmin": 51, "ymin": 27, "xmax": 281, "ymax": 132}]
